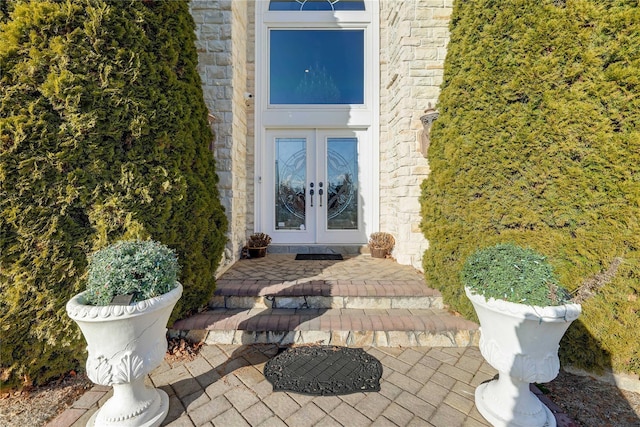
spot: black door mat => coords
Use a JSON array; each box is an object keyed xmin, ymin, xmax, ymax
[
  {"xmin": 295, "ymin": 253, "xmax": 343, "ymax": 260},
  {"xmin": 264, "ymin": 346, "xmax": 383, "ymax": 396}
]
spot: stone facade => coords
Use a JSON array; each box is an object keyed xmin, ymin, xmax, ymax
[
  {"xmin": 190, "ymin": 0, "xmax": 254, "ymax": 273},
  {"xmin": 379, "ymin": 0, "xmax": 452, "ymax": 269},
  {"xmin": 191, "ymin": 0, "xmax": 452, "ymax": 272}
]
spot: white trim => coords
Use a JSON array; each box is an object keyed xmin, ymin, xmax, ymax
[
  {"xmin": 369, "ymin": 0, "xmax": 380, "ymax": 235},
  {"xmin": 254, "ymin": 0, "xmax": 380, "ymax": 239}
]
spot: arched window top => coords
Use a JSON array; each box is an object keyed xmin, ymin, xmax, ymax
[{"xmin": 269, "ymin": 0, "xmax": 365, "ymax": 11}]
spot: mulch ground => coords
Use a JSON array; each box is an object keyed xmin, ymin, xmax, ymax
[
  {"xmin": 0, "ymin": 372, "xmax": 93, "ymax": 427},
  {"xmin": 541, "ymin": 370, "xmax": 640, "ymax": 427}
]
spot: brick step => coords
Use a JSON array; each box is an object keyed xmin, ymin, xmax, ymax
[
  {"xmin": 210, "ymin": 278, "xmax": 443, "ymax": 310},
  {"xmin": 169, "ymin": 307, "xmax": 480, "ymax": 348}
]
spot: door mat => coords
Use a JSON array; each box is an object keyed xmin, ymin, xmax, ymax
[
  {"xmin": 264, "ymin": 346, "xmax": 383, "ymax": 396},
  {"xmin": 295, "ymin": 253, "xmax": 343, "ymax": 260}
]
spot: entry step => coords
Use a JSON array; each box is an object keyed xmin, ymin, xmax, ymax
[
  {"xmin": 267, "ymin": 245, "xmax": 368, "ymax": 255},
  {"xmin": 210, "ymin": 278, "xmax": 443, "ymax": 310},
  {"xmin": 169, "ymin": 307, "xmax": 479, "ymax": 348}
]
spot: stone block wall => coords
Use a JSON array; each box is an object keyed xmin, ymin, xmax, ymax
[
  {"xmin": 379, "ymin": 0, "xmax": 453, "ymax": 270},
  {"xmin": 245, "ymin": 2, "xmax": 256, "ymax": 241},
  {"xmin": 190, "ymin": 0, "xmax": 252, "ymax": 274}
]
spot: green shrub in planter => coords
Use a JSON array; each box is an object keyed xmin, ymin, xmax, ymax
[
  {"xmin": 84, "ymin": 240, "xmax": 179, "ymax": 306},
  {"xmin": 461, "ymin": 243, "xmax": 570, "ymax": 307}
]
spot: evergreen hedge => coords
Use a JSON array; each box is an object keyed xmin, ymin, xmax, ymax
[
  {"xmin": 421, "ymin": 0, "xmax": 639, "ymax": 375},
  {"xmin": 0, "ymin": 0, "xmax": 227, "ymax": 388}
]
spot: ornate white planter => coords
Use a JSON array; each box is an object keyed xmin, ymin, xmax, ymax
[
  {"xmin": 465, "ymin": 287, "xmax": 581, "ymax": 427},
  {"xmin": 66, "ymin": 284, "xmax": 182, "ymax": 427}
]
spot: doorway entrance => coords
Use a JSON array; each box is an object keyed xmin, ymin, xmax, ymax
[
  {"xmin": 262, "ymin": 129, "xmax": 370, "ymax": 244},
  {"xmin": 255, "ymin": 1, "xmax": 379, "ymax": 246}
]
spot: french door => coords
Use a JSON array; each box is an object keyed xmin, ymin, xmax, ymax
[{"xmin": 263, "ymin": 129, "xmax": 369, "ymax": 244}]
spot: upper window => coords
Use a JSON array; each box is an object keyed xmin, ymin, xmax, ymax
[
  {"xmin": 270, "ymin": 29, "xmax": 364, "ymax": 105},
  {"xmin": 269, "ymin": 0, "xmax": 365, "ymax": 11}
]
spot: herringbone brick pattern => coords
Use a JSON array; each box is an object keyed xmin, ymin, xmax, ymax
[{"xmin": 49, "ymin": 345, "xmax": 498, "ymax": 427}]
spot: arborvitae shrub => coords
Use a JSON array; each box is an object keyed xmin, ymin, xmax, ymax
[
  {"xmin": 420, "ymin": 0, "xmax": 639, "ymax": 375},
  {"xmin": 0, "ymin": 0, "xmax": 227, "ymax": 388}
]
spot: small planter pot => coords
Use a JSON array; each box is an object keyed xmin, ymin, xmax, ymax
[
  {"xmin": 66, "ymin": 284, "xmax": 183, "ymax": 427},
  {"xmin": 465, "ymin": 287, "xmax": 581, "ymax": 427},
  {"xmin": 370, "ymin": 248, "xmax": 388, "ymax": 258},
  {"xmin": 248, "ymin": 246, "xmax": 267, "ymax": 258}
]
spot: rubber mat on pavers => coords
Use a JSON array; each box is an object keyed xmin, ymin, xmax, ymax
[
  {"xmin": 295, "ymin": 253, "xmax": 343, "ymax": 260},
  {"xmin": 264, "ymin": 346, "xmax": 382, "ymax": 396}
]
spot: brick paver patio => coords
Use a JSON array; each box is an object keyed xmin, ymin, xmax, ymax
[{"xmin": 46, "ymin": 255, "xmax": 577, "ymax": 427}]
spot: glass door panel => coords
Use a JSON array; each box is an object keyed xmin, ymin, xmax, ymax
[
  {"xmin": 326, "ymin": 138, "xmax": 358, "ymax": 230},
  {"xmin": 265, "ymin": 130, "xmax": 315, "ymax": 244},
  {"xmin": 264, "ymin": 130, "xmax": 367, "ymax": 244},
  {"xmin": 275, "ymin": 138, "xmax": 307, "ymax": 230}
]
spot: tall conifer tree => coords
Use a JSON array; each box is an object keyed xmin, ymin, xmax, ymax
[
  {"xmin": 421, "ymin": 0, "xmax": 639, "ymax": 374},
  {"xmin": 0, "ymin": 0, "xmax": 227, "ymax": 387}
]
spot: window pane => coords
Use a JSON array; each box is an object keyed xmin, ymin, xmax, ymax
[
  {"xmin": 326, "ymin": 138, "xmax": 358, "ymax": 230},
  {"xmin": 269, "ymin": 0, "xmax": 365, "ymax": 11},
  {"xmin": 270, "ymin": 30, "xmax": 364, "ymax": 105},
  {"xmin": 276, "ymin": 138, "xmax": 307, "ymax": 230}
]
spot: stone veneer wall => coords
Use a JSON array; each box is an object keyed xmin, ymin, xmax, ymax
[
  {"xmin": 379, "ymin": 0, "xmax": 452, "ymax": 270},
  {"xmin": 191, "ymin": 0, "xmax": 452, "ymax": 272},
  {"xmin": 190, "ymin": 0, "xmax": 253, "ymax": 274},
  {"xmin": 245, "ymin": 2, "xmax": 256, "ymax": 244}
]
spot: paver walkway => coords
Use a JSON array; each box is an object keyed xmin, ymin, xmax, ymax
[
  {"xmin": 47, "ymin": 255, "xmax": 577, "ymax": 427},
  {"xmin": 47, "ymin": 345, "xmax": 576, "ymax": 427},
  {"xmin": 49, "ymin": 345, "xmax": 497, "ymax": 426}
]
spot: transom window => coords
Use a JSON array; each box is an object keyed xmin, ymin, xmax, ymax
[
  {"xmin": 259, "ymin": 0, "xmax": 374, "ymax": 111},
  {"xmin": 270, "ymin": 29, "xmax": 364, "ymax": 105},
  {"xmin": 269, "ymin": 0, "xmax": 365, "ymax": 11}
]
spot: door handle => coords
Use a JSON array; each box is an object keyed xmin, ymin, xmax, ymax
[
  {"xmin": 309, "ymin": 182, "xmax": 314, "ymax": 207},
  {"xmin": 318, "ymin": 182, "xmax": 324, "ymax": 207}
]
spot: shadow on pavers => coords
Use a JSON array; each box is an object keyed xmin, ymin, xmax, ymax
[
  {"xmin": 162, "ymin": 257, "xmax": 355, "ymax": 424},
  {"xmin": 159, "ymin": 344, "xmax": 280, "ymax": 425}
]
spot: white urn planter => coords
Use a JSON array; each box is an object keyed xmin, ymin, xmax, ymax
[
  {"xmin": 466, "ymin": 287, "xmax": 581, "ymax": 427},
  {"xmin": 66, "ymin": 283, "xmax": 182, "ymax": 427}
]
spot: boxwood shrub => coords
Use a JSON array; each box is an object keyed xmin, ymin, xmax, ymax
[
  {"xmin": 421, "ymin": 0, "xmax": 639, "ymax": 375},
  {"xmin": 1, "ymin": 0, "xmax": 227, "ymax": 389},
  {"xmin": 84, "ymin": 240, "xmax": 180, "ymax": 306},
  {"xmin": 461, "ymin": 243, "xmax": 570, "ymax": 307}
]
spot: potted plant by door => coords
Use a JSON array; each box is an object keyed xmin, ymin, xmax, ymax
[
  {"xmin": 462, "ymin": 243, "xmax": 581, "ymax": 427},
  {"xmin": 368, "ymin": 232, "xmax": 395, "ymax": 258},
  {"xmin": 247, "ymin": 232, "xmax": 272, "ymax": 258},
  {"xmin": 66, "ymin": 240, "xmax": 182, "ymax": 427}
]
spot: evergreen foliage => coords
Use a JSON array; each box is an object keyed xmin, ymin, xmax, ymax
[
  {"xmin": 421, "ymin": 0, "xmax": 639, "ymax": 375},
  {"xmin": 462, "ymin": 243, "xmax": 570, "ymax": 307},
  {"xmin": 84, "ymin": 240, "xmax": 179, "ymax": 306},
  {"xmin": 0, "ymin": 0, "xmax": 227, "ymax": 388}
]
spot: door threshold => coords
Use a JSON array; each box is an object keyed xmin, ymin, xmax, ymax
[{"xmin": 269, "ymin": 244, "xmax": 368, "ymax": 256}]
